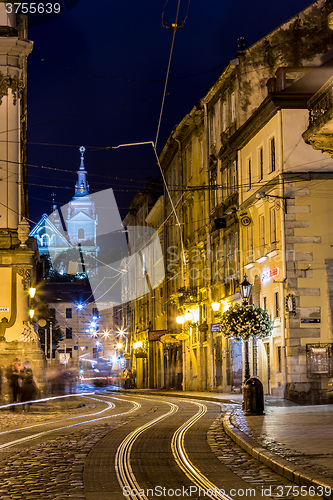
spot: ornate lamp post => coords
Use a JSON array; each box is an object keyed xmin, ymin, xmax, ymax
[{"xmin": 239, "ymin": 274, "xmax": 252, "ymax": 382}]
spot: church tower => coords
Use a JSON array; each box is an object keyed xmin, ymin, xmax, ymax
[
  {"xmin": 0, "ymin": 3, "xmax": 41, "ymax": 354},
  {"xmin": 67, "ymin": 146, "xmax": 97, "ymax": 247}
]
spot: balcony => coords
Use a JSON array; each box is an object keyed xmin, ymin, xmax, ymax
[{"xmin": 303, "ymin": 75, "xmax": 333, "ymax": 155}]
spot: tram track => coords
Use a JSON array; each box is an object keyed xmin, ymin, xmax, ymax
[
  {"xmin": 0, "ymin": 393, "xmax": 140, "ymax": 450},
  {"xmin": 115, "ymin": 399, "xmax": 179, "ymax": 500}
]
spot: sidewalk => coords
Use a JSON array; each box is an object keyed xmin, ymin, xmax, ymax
[{"xmin": 109, "ymin": 388, "xmax": 333, "ymax": 497}]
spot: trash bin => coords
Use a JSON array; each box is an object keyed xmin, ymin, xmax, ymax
[{"xmin": 243, "ymin": 377, "xmax": 264, "ymax": 415}]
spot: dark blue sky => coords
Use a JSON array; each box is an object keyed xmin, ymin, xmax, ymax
[{"xmin": 26, "ymin": 0, "xmax": 314, "ymax": 224}]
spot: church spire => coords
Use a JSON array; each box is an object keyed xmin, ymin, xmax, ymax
[{"xmin": 74, "ymin": 146, "xmax": 89, "ymax": 198}]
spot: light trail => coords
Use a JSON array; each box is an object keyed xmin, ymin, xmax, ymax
[
  {"xmin": 115, "ymin": 400, "xmax": 179, "ymax": 500},
  {"xmin": 0, "ymin": 395, "xmax": 140, "ymax": 450},
  {"xmin": 171, "ymin": 401, "xmax": 233, "ymax": 500},
  {"xmin": 0, "ymin": 395, "xmax": 115, "ymax": 437}
]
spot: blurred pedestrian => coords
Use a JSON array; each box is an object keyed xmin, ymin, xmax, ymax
[
  {"xmin": 21, "ymin": 364, "xmax": 37, "ymax": 412},
  {"xmin": 8, "ymin": 358, "xmax": 24, "ymax": 410},
  {"xmin": 124, "ymin": 368, "xmax": 131, "ymax": 389}
]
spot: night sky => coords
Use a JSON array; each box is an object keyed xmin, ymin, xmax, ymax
[{"xmin": 26, "ymin": 0, "xmax": 314, "ymax": 225}]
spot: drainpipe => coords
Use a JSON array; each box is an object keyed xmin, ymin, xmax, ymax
[
  {"xmin": 279, "ymin": 110, "xmax": 288, "ymax": 396},
  {"xmin": 204, "ymin": 103, "xmax": 215, "ymax": 391}
]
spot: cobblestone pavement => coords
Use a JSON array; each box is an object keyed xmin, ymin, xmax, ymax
[
  {"xmin": 230, "ymin": 406, "xmax": 333, "ymax": 479},
  {"xmin": 0, "ymin": 396, "xmax": 329, "ymax": 500},
  {"xmin": 208, "ymin": 405, "xmax": 324, "ymax": 500}
]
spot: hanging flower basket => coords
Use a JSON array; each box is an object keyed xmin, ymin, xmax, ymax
[{"xmin": 220, "ymin": 303, "xmax": 272, "ymax": 340}]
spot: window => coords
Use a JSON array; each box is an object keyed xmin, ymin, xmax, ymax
[
  {"xmin": 270, "ymin": 207, "xmax": 277, "ymax": 244},
  {"xmin": 78, "ymin": 228, "xmax": 85, "ymax": 239},
  {"xmin": 222, "ymin": 101, "xmax": 227, "ymax": 131},
  {"xmin": 248, "ymin": 158, "xmax": 252, "ymax": 190},
  {"xmin": 275, "ymin": 291, "xmax": 280, "ymax": 318},
  {"xmin": 259, "ymin": 215, "xmax": 265, "ymax": 252},
  {"xmin": 41, "ymin": 234, "xmax": 49, "ymax": 247},
  {"xmin": 233, "ymin": 161, "xmax": 237, "ymax": 192},
  {"xmin": 247, "ymin": 226, "xmax": 253, "ymax": 262},
  {"xmin": 277, "ymin": 346, "xmax": 282, "ymax": 373},
  {"xmin": 258, "ymin": 147, "xmax": 263, "ymax": 181},
  {"xmin": 231, "ymin": 92, "xmax": 236, "ymax": 123},
  {"xmin": 66, "ymin": 308, "xmax": 72, "ymax": 318},
  {"xmin": 187, "ymin": 144, "xmax": 193, "ymax": 179},
  {"xmin": 263, "ymin": 296, "xmax": 267, "ymax": 311},
  {"xmin": 66, "ymin": 327, "xmax": 73, "ymax": 339},
  {"xmin": 92, "ymin": 307, "xmax": 99, "ymax": 317},
  {"xmin": 269, "ymin": 137, "xmax": 276, "ymax": 172},
  {"xmin": 200, "ymin": 140, "xmax": 204, "ymax": 172}
]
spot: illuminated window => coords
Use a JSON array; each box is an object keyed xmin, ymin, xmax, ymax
[{"xmin": 41, "ymin": 234, "xmax": 49, "ymax": 247}]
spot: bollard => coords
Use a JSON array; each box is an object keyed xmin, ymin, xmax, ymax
[{"xmin": 243, "ymin": 377, "xmax": 264, "ymax": 415}]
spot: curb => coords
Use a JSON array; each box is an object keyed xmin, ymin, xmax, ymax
[{"xmin": 223, "ymin": 410, "xmax": 333, "ymax": 500}]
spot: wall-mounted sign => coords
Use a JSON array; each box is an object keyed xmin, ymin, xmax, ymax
[
  {"xmin": 0, "ymin": 307, "xmax": 9, "ymax": 312},
  {"xmin": 238, "ymin": 209, "xmax": 253, "ymax": 227},
  {"xmin": 211, "ymin": 323, "xmax": 221, "ymax": 333},
  {"xmin": 306, "ymin": 343, "xmax": 333, "ymax": 378},
  {"xmin": 149, "ymin": 330, "xmax": 167, "ymax": 341},
  {"xmin": 301, "ymin": 318, "xmax": 321, "ymax": 324},
  {"xmin": 259, "ymin": 267, "xmax": 280, "ymax": 283}
]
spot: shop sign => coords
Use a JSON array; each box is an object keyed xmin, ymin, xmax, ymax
[
  {"xmin": 149, "ymin": 330, "xmax": 167, "ymax": 341},
  {"xmin": 301, "ymin": 318, "xmax": 321, "ymax": 324},
  {"xmin": 0, "ymin": 307, "xmax": 9, "ymax": 312},
  {"xmin": 260, "ymin": 267, "xmax": 279, "ymax": 283},
  {"xmin": 210, "ymin": 323, "xmax": 221, "ymax": 333}
]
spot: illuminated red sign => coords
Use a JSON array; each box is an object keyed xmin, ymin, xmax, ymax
[{"xmin": 260, "ymin": 267, "xmax": 280, "ymax": 283}]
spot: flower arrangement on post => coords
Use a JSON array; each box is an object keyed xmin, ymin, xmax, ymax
[{"xmin": 220, "ymin": 303, "xmax": 273, "ymax": 341}]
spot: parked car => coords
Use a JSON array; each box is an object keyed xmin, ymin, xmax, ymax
[{"xmin": 327, "ymin": 378, "xmax": 333, "ymax": 400}]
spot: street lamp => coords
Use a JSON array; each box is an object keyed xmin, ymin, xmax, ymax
[
  {"xmin": 211, "ymin": 302, "xmax": 220, "ymax": 313},
  {"xmin": 240, "ymin": 275, "xmax": 252, "ymax": 305},
  {"xmin": 240, "ymin": 274, "xmax": 253, "ymax": 382}
]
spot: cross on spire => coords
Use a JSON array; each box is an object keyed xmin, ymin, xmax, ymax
[{"xmin": 79, "ymin": 146, "xmax": 85, "ymax": 171}]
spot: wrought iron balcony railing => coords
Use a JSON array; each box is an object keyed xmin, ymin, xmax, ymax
[{"xmin": 308, "ymin": 75, "xmax": 333, "ymax": 125}]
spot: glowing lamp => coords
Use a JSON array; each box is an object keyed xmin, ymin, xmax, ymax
[
  {"xmin": 211, "ymin": 302, "xmax": 220, "ymax": 312},
  {"xmin": 240, "ymin": 274, "xmax": 252, "ymax": 304},
  {"xmin": 29, "ymin": 309, "xmax": 35, "ymax": 319},
  {"xmin": 176, "ymin": 315, "xmax": 185, "ymax": 324},
  {"xmin": 116, "ymin": 343, "xmax": 123, "ymax": 350},
  {"xmin": 184, "ymin": 311, "xmax": 194, "ymax": 322},
  {"xmin": 133, "ymin": 341, "xmax": 143, "ymax": 349},
  {"xmin": 28, "ymin": 287, "xmax": 36, "ymax": 298}
]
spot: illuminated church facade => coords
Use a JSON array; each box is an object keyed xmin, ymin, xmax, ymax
[{"xmin": 30, "ymin": 147, "xmax": 98, "ymax": 274}]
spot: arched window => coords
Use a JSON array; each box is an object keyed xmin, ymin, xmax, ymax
[
  {"xmin": 78, "ymin": 228, "xmax": 85, "ymax": 239},
  {"xmin": 41, "ymin": 234, "xmax": 49, "ymax": 247}
]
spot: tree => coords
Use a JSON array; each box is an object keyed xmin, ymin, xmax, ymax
[{"xmin": 220, "ymin": 304, "xmax": 272, "ymax": 341}]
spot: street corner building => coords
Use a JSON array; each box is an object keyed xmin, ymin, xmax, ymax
[
  {"xmin": 0, "ymin": 3, "xmax": 44, "ymax": 377},
  {"xmin": 123, "ymin": 0, "xmax": 333, "ymax": 403}
]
